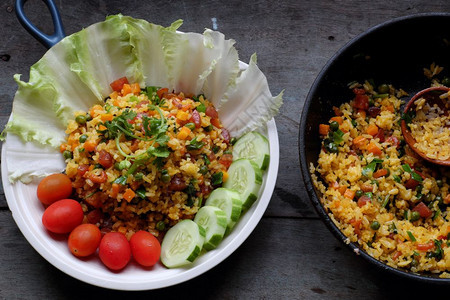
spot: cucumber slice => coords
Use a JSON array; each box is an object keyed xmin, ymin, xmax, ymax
[
  {"xmin": 205, "ymin": 188, "xmax": 242, "ymax": 232},
  {"xmin": 194, "ymin": 206, "xmax": 227, "ymax": 250},
  {"xmin": 160, "ymin": 219, "xmax": 205, "ymax": 268},
  {"xmin": 224, "ymin": 159, "xmax": 262, "ymax": 210},
  {"xmin": 232, "ymin": 132, "xmax": 270, "ymax": 170}
]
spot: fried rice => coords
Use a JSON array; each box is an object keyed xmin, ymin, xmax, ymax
[
  {"xmin": 311, "ymin": 73, "xmax": 450, "ymax": 277},
  {"xmin": 61, "ymin": 80, "xmax": 233, "ymax": 240}
]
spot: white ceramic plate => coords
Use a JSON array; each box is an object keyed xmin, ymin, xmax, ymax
[{"xmin": 1, "ymin": 117, "xmax": 278, "ymax": 290}]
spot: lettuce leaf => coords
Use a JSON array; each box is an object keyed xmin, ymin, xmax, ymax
[{"xmin": 2, "ymin": 15, "xmax": 282, "ymax": 183}]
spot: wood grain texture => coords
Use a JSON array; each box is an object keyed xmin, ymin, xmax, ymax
[{"xmin": 1, "ymin": 0, "xmax": 450, "ymax": 298}]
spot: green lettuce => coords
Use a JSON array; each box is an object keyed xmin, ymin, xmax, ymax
[{"xmin": 2, "ymin": 15, "xmax": 283, "ymax": 182}]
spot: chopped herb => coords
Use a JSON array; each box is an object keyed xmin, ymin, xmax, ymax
[
  {"xmin": 381, "ymin": 195, "xmax": 390, "ymax": 208},
  {"xmin": 351, "ymin": 119, "xmax": 358, "ymax": 128},
  {"xmin": 393, "ymin": 175, "xmax": 402, "ymax": 183},
  {"xmin": 401, "ymin": 110, "xmax": 415, "ymax": 125},
  {"xmin": 203, "ymin": 154, "xmax": 211, "ymax": 165},
  {"xmin": 432, "ymin": 209, "xmax": 441, "ymax": 221},
  {"xmin": 413, "ymin": 250, "xmax": 420, "ymax": 256},
  {"xmin": 401, "ymin": 164, "xmax": 423, "ymax": 182},
  {"xmin": 134, "ymin": 172, "xmax": 144, "ymax": 181},
  {"xmin": 136, "ymin": 187, "xmax": 146, "ymax": 199},
  {"xmin": 196, "ymin": 103, "xmax": 206, "ymax": 113},
  {"xmin": 186, "ymin": 137, "xmax": 204, "ymax": 151},
  {"xmin": 426, "ymin": 240, "xmax": 443, "ymax": 261},
  {"xmin": 388, "ymin": 222, "xmax": 398, "ymax": 234},
  {"xmin": 211, "ymin": 172, "xmax": 223, "ymax": 185},
  {"xmin": 113, "ymin": 175, "xmax": 127, "ymax": 185},
  {"xmin": 407, "ymin": 231, "xmax": 416, "ymax": 242},
  {"xmin": 212, "ymin": 145, "xmax": 220, "ymax": 153}
]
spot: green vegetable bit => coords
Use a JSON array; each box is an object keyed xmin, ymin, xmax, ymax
[
  {"xmin": 407, "ymin": 231, "xmax": 416, "ymax": 242},
  {"xmin": 63, "ymin": 150, "xmax": 73, "ymax": 160},
  {"xmin": 75, "ymin": 114, "xmax": 87, "ymax": 125},
  {"xmin": 410, "ymin": 211, "xmax": 420, "ymax": 222},
  {"xmin": 211, "ymin": 172, "xmax": 223, "ymax": 185},
  {"xmin": 370, "ymin": 221, "xmax": 380, "ymax": 230}
]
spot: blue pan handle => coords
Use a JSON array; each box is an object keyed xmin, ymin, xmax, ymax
[{"xmin": 15, "ymin": 0, "xmax": 65, "ymax": 49}]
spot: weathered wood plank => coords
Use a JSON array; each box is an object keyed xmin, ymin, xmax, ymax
[{"xmin": 2, "ymin": 211, "xmax": 447, "ymax": 299}]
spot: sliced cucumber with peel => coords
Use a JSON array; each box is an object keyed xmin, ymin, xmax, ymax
[
  {"xmin": 205, "ymin": 188, "xmax": 243, "ymax": 232},
  {"xmin": 232, "ymin": 132, "xmax": 270, "ymax": 170},
  {"xmin": 160, "ymin": 219, "xmax": 205, "ymax": 268},
  {"xmin": 224, "ymin": 158, "xmax": 262, "ymax": 210},
  {"xmin": 194, "ymin": 206, "xmax": 227, "ymax": 250}
]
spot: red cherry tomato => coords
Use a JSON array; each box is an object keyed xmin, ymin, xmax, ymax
[
  {"xmin": 110, "ymin": 77, "xmax": 129, "ymax": 92},
  {"xmin": 42, "ymin": 199, "xmax": 83, "ymax": 234},
  {"xmin": 37, "ymin": 173, "xmax": 72, "ymax": 205},
  {"xmin": 99, "ymin": 232, "xmax": 131, "ymax": 270},
  {"xmin": 129, "ymin": 231, "xmax": 161, "ymax": 267},
  {"xmin": 68, "ymin": 224, "xmax": 102, "ymax": 257}
]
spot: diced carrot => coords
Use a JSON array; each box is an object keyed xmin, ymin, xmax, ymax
[
  {"xmin": 110, "ymin": 183, "xmax": 120, "ymax": 198},
  {"xmin": 385, "ymin": 104, "xmax": 395, "ymax": 112},
  {"xmin": 101, "ymin": 114, "xmax": 113, "ymax": 122},
  {"xmin": 353, "ymin": 136, "xmax": 367, "ymax": 149},
  {"xmin": 177, "ymin": 126, "xmax": 191, "ymax": 140},
  {"xmin": 181, "ymin": 103, "xmax": 192, "ymax": 112},
  {"xmin": 211, "ymin": 118, "xmax": 222, "ymax": 128},
  {"xmin": 121, "ymin": 83, "xmax": 132, "ymax": 96},
  {"xmin": 176, "ymin": 110, "xmax": 190, "ymax": 121},
  {"xmin": 444, "ymin": 194, "xmax": 450, "ymax": 205},
  {"xmin": 110, "ymin": 77, "xmax": 129, "ymax": 92},
  {"xmin": 123, "ymin": 188, "xmax": 136, "ymax": 202},
  {"xmin": 84, "ymin": 140, "xmax": 97, "ymax": 152},
  {"xmin": 222, "ymin": 171, "xmax": 229, "ymax": 183},
  {"xmin": 89, "ymin": 104, "xmax": 103, "ymax": 118},
  {"xmin": 330, "ymin": 116, "xmax": 343, "ymax": 125},
  {"xmin": 60, "ymin": 144, "xmax": 67, "ymax": 153},
  {"xmin": 373, "ymin": 169, "xmax": 388, "ymax": 178},
  {"xmin": 319, "ymin": 124, "xmax": 330, "ymax": 135},
  {"xmin": 338, "ymin": 186, "xmax": 347, "ymax": 195},
  {"xmin": 98, "ymin": 125, "xmax": 107, "ymax": 131},
  {"xmin": 333, "ymin": 200, "xmax": 341, "ymax": 208},
  {"xmin": 349, "ymin": 218, "xmax": 362, "ymax": 235},
  {"xmin": 130, "ymin": 83, "xmax": 141, "ymax": 94},
  {"xmin": 331, "ymin": 181, "xmax": 340, "ymax": 189},
  {"xmin": 366, "ymin": 124, "xmax": 379, "ymax": 136},
  {"xmin": 109, "ymin": 91, "xmax": 119, "ymax": 100},
  {"xmin": 367, "ymin": 142, "xmax": 382, "ymax": 156},
  {"xmin": 344, "ymin": 189, "xmax": 356, "ymax": 200},
  {"xmin": 356, "ymin": 109, "xmax": 366, "ymax": 119}
]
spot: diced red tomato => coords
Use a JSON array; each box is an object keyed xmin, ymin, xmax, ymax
[
  {"xmin": 219, "ymin": 153, "xmax": 233, "ymax": 169},
  {"xmin": 110, "ymin": 77, "xmax": 129, "ymax": 92},
  {"xmin": 205, "ymin": 106, "xmax": 219, "ymax": 119},
  {"xmin": 412, "ymin": 202, "xmax": 432, "ymax": 218},
  {"xmin": 374, "ymin": 129, "xmax": 385, "ymax": 142},
  {"xmin": 357, "ymin": 195, "xmax": 371, "ymax": 207},
  {"xmin": 353, "ymin": 94, "xmax": 370, "ymax": 110},
  {"xmin": 392, "ymin": 251, "xmax": 402, "ymax": 260},
  {"xmin": 157, "ymin": 88, "xmax": 169, "ymax": 99},
  {"xmin": 77, "ymin": 164, "xmax": 89, "ymax": 177},
  {"xmin": 190, "ymin": 109, "xmax": 201, "ymax": 128},
  {"xmin": 373, "ymin": 169, "xmax": 388, "ymax": 178},
  {"xmin": 352, "ymin": 88, "xmax": 366, "ymax": 95},
  {"xmin": 386, "ymin": 136, "xmax": 401, "ymax": 149},
  {"xmin": 417, "ymin": 241, "xmax": 434, "ymax": 251},
  {"xmin": 349, "ymin": 218, "xmax": 362, "ymax": 235},
  {"xmin": 405, "ymin": 179, "xmax": 420, "ymax": 190}
]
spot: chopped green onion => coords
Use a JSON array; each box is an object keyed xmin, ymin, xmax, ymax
[
  {"xmin": 407, "ymin": 231, "xmax": 416, "ymax": 242},
  {"xmin": 113, "ymin": 175, "xmax": 127, "ymax": 185},
  {"xmin": 393, "ymin": 175, "xmax": 401, "ymax": 183},
  {"xmin": 211, "ymin": 172, "xmax": 223, "ymax": 185},
  {"xmin": 381, "ymin": 195, "xmax": 390, "ymax": 208},
  {"xmin": 136, "ymin": 187, "xmax": 146, "ymax": 199}
]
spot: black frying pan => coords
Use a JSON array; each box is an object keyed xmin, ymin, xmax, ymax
[{"xmin": 299, "ymin": 13, "xmax": 450, "ymax": 283}]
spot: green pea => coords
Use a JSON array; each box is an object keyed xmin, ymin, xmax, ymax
[
  {"xmin": 114, "ymin": 162, "xmax": 121, "ymax": 170},
  {"xmin": 75, "ymin": 114, "xmax": 87, "ymax": 125},
  {"xmin": 436, "ymin": 179, "xmax": 443, "ymax": 187},
  {"xmin": 370, "ymin": 221, "xmax": 380, "ymax": 230},
  {"xmin": 156, "ymin": 221, "xmax": 166, "ymax": 231},
  {"xmin": 378, "ymin": 84, "xmax": 390, "ymax": 94},
  {"xmin": 79, "ymin": 134, "xmax": 88, "ymax": 143},
  {"xmin": 410, "ymin": 211, "xmax": 421, "ymax": 222},
  {"xmin": 161, "ymin": 173, "xmax": 171, "ymax": 183},
  {"xmin": 442, "ymin": 77, "xmax": 450, "ymax": 87},
  {"xmin": 355, "ymin": 190, "xmax": 364, "ymax": 199},
  {"xmin": 185, "ymin": 123, "xmax": 196, "ymax": 131},
  {"xmin": 63, "ymin": 150, "xmax": 73, "ymax": 160},
  {"xmin": 199, "ymin": 165, "xmax": 209, "ymax": 175},
  {"xmin": 329, "ymin": 121, "xmax": 339, "ymax": 131}
]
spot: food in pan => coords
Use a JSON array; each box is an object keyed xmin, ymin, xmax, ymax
[{"xmin": 311, "ymin": 69, "xmax": 450, "ymax": 277}]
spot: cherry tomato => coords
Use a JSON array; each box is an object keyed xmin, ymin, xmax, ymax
[
  {"xmin": 42, "ymin": 199, "xmax": 83, "ymax": 234},
  {"xmin": 110, "ymin": 77, "xmax": 129, "ymax": 92},
  {"xmin": 68, "ymin": 224, "xmax": 102, "ymax": 257},
  {"xmin": 37, "ymin": 173, "xmax": 72, "ymax": 205},
  {"xmin": 99, "ymin": 232, "xmax": 131, "ymax": 270},
  {"xmin": 130, "ymin": 231, "xmax": 161, "ymax": 267}
]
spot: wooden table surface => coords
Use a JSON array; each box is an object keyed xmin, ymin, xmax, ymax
[{"xmin": 1, "ymin": 0, "xmax": 450, "ymax": 299}]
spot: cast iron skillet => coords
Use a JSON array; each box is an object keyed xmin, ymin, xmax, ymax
[{"xmin": 299, "ymin": 13, "xmax": 450, "ymax": 283}]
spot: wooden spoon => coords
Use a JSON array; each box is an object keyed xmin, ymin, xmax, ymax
[{"xmin": 401, "ymin": 86, "xmax": 450, "ymax": 166}]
